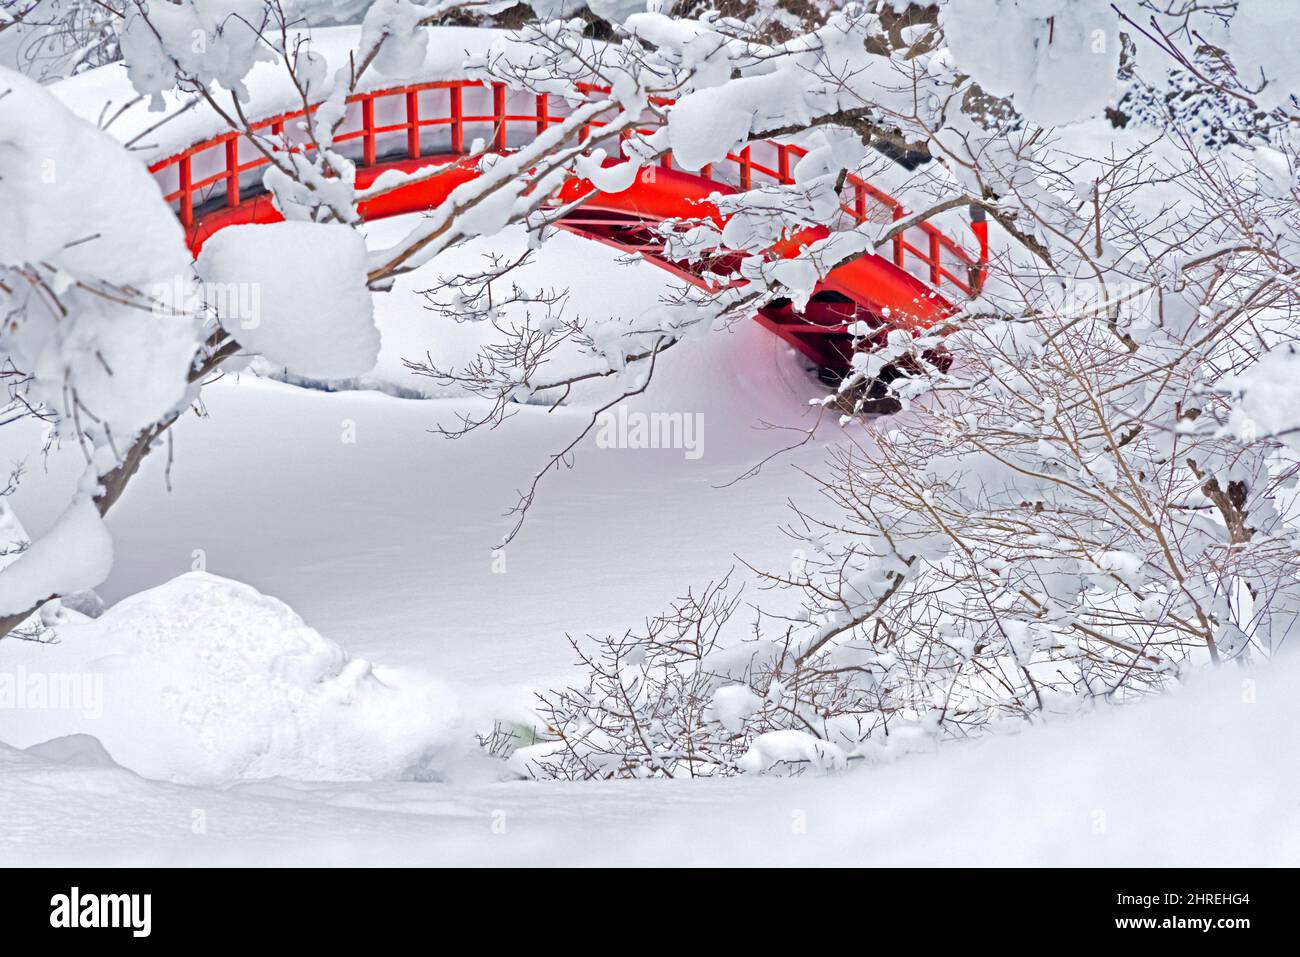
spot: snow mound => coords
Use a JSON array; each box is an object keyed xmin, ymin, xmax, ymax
[
  {"xmin": 196, "ymin": 222, "xmax": 381, "ymax": 380},
  {"xmin": 23, "ymin": 734, "xmax": 119, "ymax": 768},
  {"xmin": 0, "ymin": 572, "xmax": 457, "ymax": 785}
]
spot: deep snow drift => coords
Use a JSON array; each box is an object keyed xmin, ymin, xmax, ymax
[{"xmin": 2, "ymin": 642, "xmax": 1293, "ymax": 866}]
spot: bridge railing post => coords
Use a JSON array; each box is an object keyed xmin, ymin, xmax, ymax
[
  {"xmin": 449, "ymin": 85, "xmax": 464, "ymax": 154},
  {"xmin": 360, "ymin": 95, "xmax": 376, "ymax": 165},
  {"xmin": 406, "ymin": 91, "xmax": 421, "ymax": 159},
  {"xmin": 535, "ymin": 93, "xmax": 549, "ymax": 135},
  {"xmin": 492, "ymin": 83, "xmax": 507, "ymax": 151},
  {"xmin": 224, "ymin": 136, "xmax": 239, "ymax": 208},
  {"xmin": 178, "ymin": 154, "xmax": 193, "ymax": 227},
  {"xmin": 929, "ymin": 231, "xmax": 942, "ymax": 286},
  {"xmin": 892, "ymin": 206, "xmax": 905, "ymax": 267},
  {"xmin": 969, "ymin": 205, "xmax": 989, "ymax": 294}
]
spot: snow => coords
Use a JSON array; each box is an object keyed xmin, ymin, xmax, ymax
[
  {"xmin": 117, "ymin": 0, "xmax": 275, "ymax": 109},
  {"xmin": 23, "ymin": 297, "xmax": 201, "ymax": 443},
  {"xmin": 360, "ymin": 219, "xmax": 676, "ymax": 396},
  {"xmin": 940, "ymin": 0, "xmax": 1121, "ymax": 127},
  {"xmin": 1225, "ymin": 0, "xmax": 1300, "ymax": 113},
  {"xmin": 738, "ymin": 729, "xmax": 848, "ymax": 774},
  {"xmin": 0, "ymin": 64, "xmax": 202, "ymax": 621},
  {"xmin": 0, "ymin": 571, "xmax": 459, "ymax": 786},
  {"xmin": 3, "ymin": 212, "xmax": 1288, "ymax": 862},
  {"xmin": 4, "ymin": 10, "xmax": 1299, "ymax": 866},
  {"xmin": 666, "ymin": 77, "xmax": 768, "ymax": 172},
  {"xmin": 0, "ymin": 67, "xmax": 190, "ymax": 284},
  {"xmin": 1, "ymin": 213, "xmax": 826, "ymax": 689},
  {"xmin": 0, "ymin": 66, "xmax": 200, "ymax": 441},
  {"xmin": 49, "ymin": 27, "xmax": 511, "ymax": 166},
  {"xmin": 0, "ymin": 495, "xmax": 112, "ymax": 618},
  {"xmin": 1223, "ymin": 346, "xmax": 1300, "ymax": 452},
  {"xmin": 196, "ymin": 222, "xmax": 382, "ymax": 379},
  {"xmin": 707, "ymin": 683, "xmax": 763, "ymax": 733},
  {"xmin": 573, "ymin": 149, "xmax": 643, "ymax": 193},
  {"xmin": 0, "ymin": 642, "xmax": 1294, "ymax": 865}
]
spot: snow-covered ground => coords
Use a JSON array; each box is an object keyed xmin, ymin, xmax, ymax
[
  {"xmin": 0, "ymin": 217, "xmax": 826, "ymax": 692},
  {"xmin": 1, "ymin": 212, "xmax": 1294, "ymax": 865},
  {"xmin": 2, "ymin": 647, "xmax": 1293, "ymax": 866}
]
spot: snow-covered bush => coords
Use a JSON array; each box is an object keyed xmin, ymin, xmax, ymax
[
  {"xmin": 0, "ymin": 66, "xmax": 200, "ymax": 637},
  {"xmin": 503, "ymin": 0, "xmax": 1300, "ymax": 777},
  {"xmin": 517, "ymin": 576, "xmax": 749, "ymax": 778}
]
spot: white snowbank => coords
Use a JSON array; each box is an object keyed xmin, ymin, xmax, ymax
[
  {"xmin": 196, "ymin": 222, "xmax": 381, "ymax": 379},
  {"xmin": 1, "ymin": 647, "xmax": 1296, "ymax": 865},
  {"xmin": 0, "ymin": 572, "xmax": 457, "ymax": 785}
]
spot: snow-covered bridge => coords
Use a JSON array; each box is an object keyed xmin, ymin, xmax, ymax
[{"xmin": 57, "ymin": 27, "xmax": 988, "ymax": 374}]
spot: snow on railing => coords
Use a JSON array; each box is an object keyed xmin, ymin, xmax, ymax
[{"xmin": 148, "ymin": 78, "xmax": 987, "ymax": 298}]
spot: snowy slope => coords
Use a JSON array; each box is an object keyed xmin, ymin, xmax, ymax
[{"xmin": 1, "ymin": 651, "xmax": 1294, "ymax": 866}]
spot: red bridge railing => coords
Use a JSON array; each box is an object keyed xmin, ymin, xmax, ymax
[{"xmin": 147, "ymin": 78, "xmax": 987, "ymax": 300}]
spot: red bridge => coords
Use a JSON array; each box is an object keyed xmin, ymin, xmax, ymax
[{"xmin": 148, "ymin": 79, "xmax": 988, "ymax": 373}]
